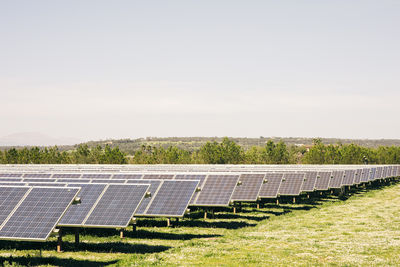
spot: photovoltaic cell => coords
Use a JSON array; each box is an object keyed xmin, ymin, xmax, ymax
[
  {"xmin": 258, "ymin": 173, "xmax": 283, "ymax": 198},
  {"xmin": 328, "ymin": 171, "xmax": 344, "ymax": 189},
  {"xmin": 0, "ymin": 178, "xmax": 23, "ymax": 182},
  {"xmin": 56, "ymin": 179, "xmax": 91, "ymax": 183},
  {"xmin": 0, "ymin": 174, "xmax": 23, "ymax": 178},
  {"xmin": 0, "ymin": 187, "xmax": 80, "ymax": 241},
  {"xmin": 90, "ymin": 179, "xmax": 126, "ymax": 184},
  {"xmin": 126, "ymin": 180, "xmax": 162, "ymax": 215},
  {"xmin": 301, "ymin": 171, "xmax": 317, "ymax": 192},
  {"xmin": 314, "ymin": 172, "xmax": 332, "ymax": 191},
  {"xmin": 0, "ymin": 187, "xmax": 30, "ymax": 225},
  {"xmin": 231, "ymin": 174, "xmax": 265, "ymax": 201},
  {"xmin": 353, "ymin": 169, "xmax": 362, "ymax": 184},
  {"xmin": 58, "ymin": 184, "xmax": 107, "ymax": 226},
  {"xmin": 143, "ymin": 180, "xmax": 199, "ymax": 217},
  {"xmin": 175, "ymin": 174, "xmax": 207, "ymax": 204},
  {"xmin": 23, "ymin": 179, "xmax": 56, "ymax": 183},
  {"xmin": 368, "ymin": 168, "xmax": 376, "ymax": 181},
  {"xmin": 52, "ymin": 174, "xmax": 81, "ymax": 178},
  {"xmin": 82, "ymin": 174, "xmax": 112, "ymax": 179},
  {"xmin": 143, "ymin": 174, "xmax": 175, "ymax": 180},
  {"xmin": 342, "ymin": 170, "xmax": 356, "ymax": 186},
  {"xmin": 113, "ymin": 174, "xmax": 143, "ymax": 179},
  {"xmin": 193, "ymin": 175, "xmax": 239, "ymax": 206},
  {"xmin": 23, "ymin": 174, "xmax": 52, "ymax": 178},
  {"xmin": 84, "ymin": 184, "xmax": 149, "ymax": 227},
  {"xmin": 278, "ymin": 173, "xmax": 305, "ymax": 196}
]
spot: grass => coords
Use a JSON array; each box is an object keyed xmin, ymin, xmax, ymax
[{"xmin": 1, "ymin": 181, "xmax": 400, "ymax": 266}]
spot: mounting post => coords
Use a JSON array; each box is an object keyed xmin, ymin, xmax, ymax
[
  {"xmin": 276, "ymin": 198, "xmax": 279, "ymax": 205},
  {"xmin": 57, "ymin": 229, "xmax": 63, "ymax": 253},
  {"xmin": 120, "ymin": 229, "xmax": 124, "ymax": 239},
  {"xmin": 204, "ymin": 209, "xmax": 208, "ymax": 220},
  {"xmin": 75, "ymin": 228, "xmax": 79, "ymax": 247},
  {"xmin": 167, "ymin": 218, "xmax": 171, "ymax": 227},
  {"xmin": 293, "ymin": 197, "xmax": 296, "ymax": 204}
]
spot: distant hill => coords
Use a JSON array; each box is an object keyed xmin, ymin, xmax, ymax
[
  {"xmin": 0, "ymin": 132, "xmax": 82, "ymax": 147},
  {"xmin": 54, "ymin": 137, "xmax": 400, "ymax": 155}
]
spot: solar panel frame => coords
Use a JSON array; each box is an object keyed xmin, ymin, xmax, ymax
[
  {"xmin": 300, "ymin": 171, "xmax": 317, "ymax": 192},
  {"xmin": 314, "ymin": 171, "xmax": 332, "ymax": 191},
  {"xmin": 58, "ymin": 183, "xmax": 108, "ymax": 227},
  {"xmin": 258, "ymin": 173, "xmax": 283, "ymax": 198},
  {"xmin": 231, "ymin": 174, "xmax": 265, "ymax": 202},
  {"xmin": 342, "ymin": 170, "xmax": 356, "ymax": 186},
  {"xmin": 328, "ymin": 171, "xmax": 344, "ymax": 189},
  {"xmin": 139, "ymin": 180, "xmax": 199, "ymax": 217},
  {"xmin": 174, "ymin": 174, "xmax": 207, "ymax": 204},
  {"xmin": 191, "ymin": 174, "xmax": 240, "ymax": 207},
  {"xmin": 0, "ymin": 186, "xmax": 30, "ymax": 226},
  {"xmin": 278, "ymin": 173, "xmax": 305, "ymax": 196},
  {"xmin": 0, "ymin": 186, "xmax": 80, "ymax": 242},
  {"xmin": 83, "ymin": 184, "xmax": 149, "ymax": 228},
  {"xmin": 125, "ymin": 179, "xmax": 163, "ymax": 215}
]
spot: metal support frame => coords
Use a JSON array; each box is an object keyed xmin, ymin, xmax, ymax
[{"xmin": 75, "ymin": 228, "xmax": 79, "ymax": 247}]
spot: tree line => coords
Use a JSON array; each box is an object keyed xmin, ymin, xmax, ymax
[{"xmin": 1, "ymin": 138, "xmax": 400, "ymax": 164}]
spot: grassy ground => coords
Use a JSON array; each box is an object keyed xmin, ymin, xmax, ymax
[{"xmin": 1, "ymin": 181, "xmax": 400, "ymax": 266}]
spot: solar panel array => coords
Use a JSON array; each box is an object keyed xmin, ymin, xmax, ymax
[{"xmin": 0, "ymin": 164, "xmax": 398, "ymax": 243}]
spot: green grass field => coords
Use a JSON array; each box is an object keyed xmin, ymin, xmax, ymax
[{"xmin": 1, "ymin": 182, "xmax": 400, "ymax": 266}]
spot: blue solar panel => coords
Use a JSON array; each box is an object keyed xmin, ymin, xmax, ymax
[
  {"xmin": 58, "ymin": 184, "xmax": 107, "ymax": 226},
  {"xmin": 83, "ymin": 184, "xmax": 149, "ymax": 227},
  {"xmin": 0, "ymin": 187, "xmax": 80, "ymax": 241}
]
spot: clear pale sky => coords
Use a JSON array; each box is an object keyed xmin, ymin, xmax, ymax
[{"xmin": 1, "ymin": 1, "xmax": 399, "ymax": 142}]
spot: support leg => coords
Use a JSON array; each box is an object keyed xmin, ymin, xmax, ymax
[
  {"xmin": 57, "ymin": 229, "xmax": 63, "ymax": 253},
  {"xmin": 75, "ymin": 228, "xmax": 79, "ymax": 247},
  {"xmin": 167, "ymin": 218, "xmax": 171, "ymax": 227},
  {"xmin": 120, "ymin": 229, "xmax": 124, "ymax": 239},
  {"xmin": 204, "ymin": 209, "xmax": 208, "ymax": 220}
]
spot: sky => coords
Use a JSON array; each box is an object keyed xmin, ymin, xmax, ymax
[{"xmin": 1, "ymin": 1, "xmax": 399, "ymax": 143}]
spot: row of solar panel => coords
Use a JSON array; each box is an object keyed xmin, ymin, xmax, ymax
[{"xmin": 0, "ymin": 166, "xmax": 398, "ymax": 207}]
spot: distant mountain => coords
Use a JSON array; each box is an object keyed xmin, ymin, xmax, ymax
[{"xmin": 0, "ymin": 132, "xmax": 82, "ymax": 147}]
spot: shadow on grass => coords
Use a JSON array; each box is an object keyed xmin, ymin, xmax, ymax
[
  {"xmin": 0, "ymin": 255, "xmax": 116, "ymax": 267},
  {"xmin": 72, "ymin": 227, "xmax": 221, "ymax": 240},
  {"xmin": 0, "ymin": 240, "xmax": 171, "ymax": 254},
  {"xmin": 212, "ymin": 213, "xmax": 270, "ymax": 221},
  {"xmin": 137, "ymin": 217, "xmax": 255, "ymax": 229}
]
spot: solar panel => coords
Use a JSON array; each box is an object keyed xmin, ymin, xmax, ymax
[
  {"xmin": 143, "ymin": 174, "xmax": 175, "ymax": 180},
  {"xmin": 368, "ymin": 168, "xmax": 376, "ymax": 181},
  {"xmin": 0, "ymin": 187, "xmax": 80, "ymax": 241},
  {"xmin": 23, "ymin": 178, "xmax": 56, "ymax": 183},
  {"xmin": 0, "ymin": 173, "xmax": 23, "ymax": 178},
  {"xmin": 113, "ymin": 174, "xmax": 143, "ymax": 179},
  {"xmin": 53, "ymin": 174, "xmax": 81, "ymax": 178},
  {"xmin": 314, "ymin": 172, "xmax": 332, "ymax": 191},
  {"xmin": 374, "ymin": 167, "xmax": 382, "ymax": 180},
  {"xmin": 175, "ymin": 174, "xmax": 207, "ymax": 204},
  {"xmin": 278, "ymin": 173, "xmax": 305, "ymax": 196},
  {"xmin": 126, "ymin": 180, "xmax": 162, "ymax": 215},
  {"xmin": 352, "ymin": 169, "xmax": 362, "ymax": 184},
  {"xmin": 23, "ymin": 174, "xmax": 52, "ymax": 178},
  {"xmin": 0, "ymin": 187, "xmax": 30, "ymax": 225},
  {"xmin": 300, "ymin": 171, "xmax": 317, "ymax": 192},
  {"xmin": 58, "ymin": 184, "xmax": 107, "ymax": 226},
  {"xmin": 83, "ymin": 184, "xmax": 149, "ymax": 227},
  {"xmin": 342, "ymin": 170, "xmax": 356, "ymax": 186},
  {"xmin": 27, "ymin": 183, "xmax": 66, "ymax": 187},
  {"xmin": 192, "ymin": 175, "xmax": 239, "ymax": 206},
  {"xmin": 0, "ymin": 178, "xmax": 23, "ymax": 182},
  {"xmin": 56, "ymin": 178, "xmax": 91, "ymax": 183},
  {"xmin": 142, "ymin": 180, "xmax": 199, "ymax": 217},
  {"xmin": 90, "ymin": 179, "xmax": 126, "ymax": 184},
  {"xmin": 82, "ymin": 174, "xmax": 112, "ymax": 179},
  {"xmin": 328, "ymin": 171, "xmax": 344, "ymax": 189},
  {"xmin": 258, "ymin": 173, "xmax": 283, "ymax": 198},
  {"xmin": 231, "ymin": 174, "xmax": 265, "ymax": 201}
]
